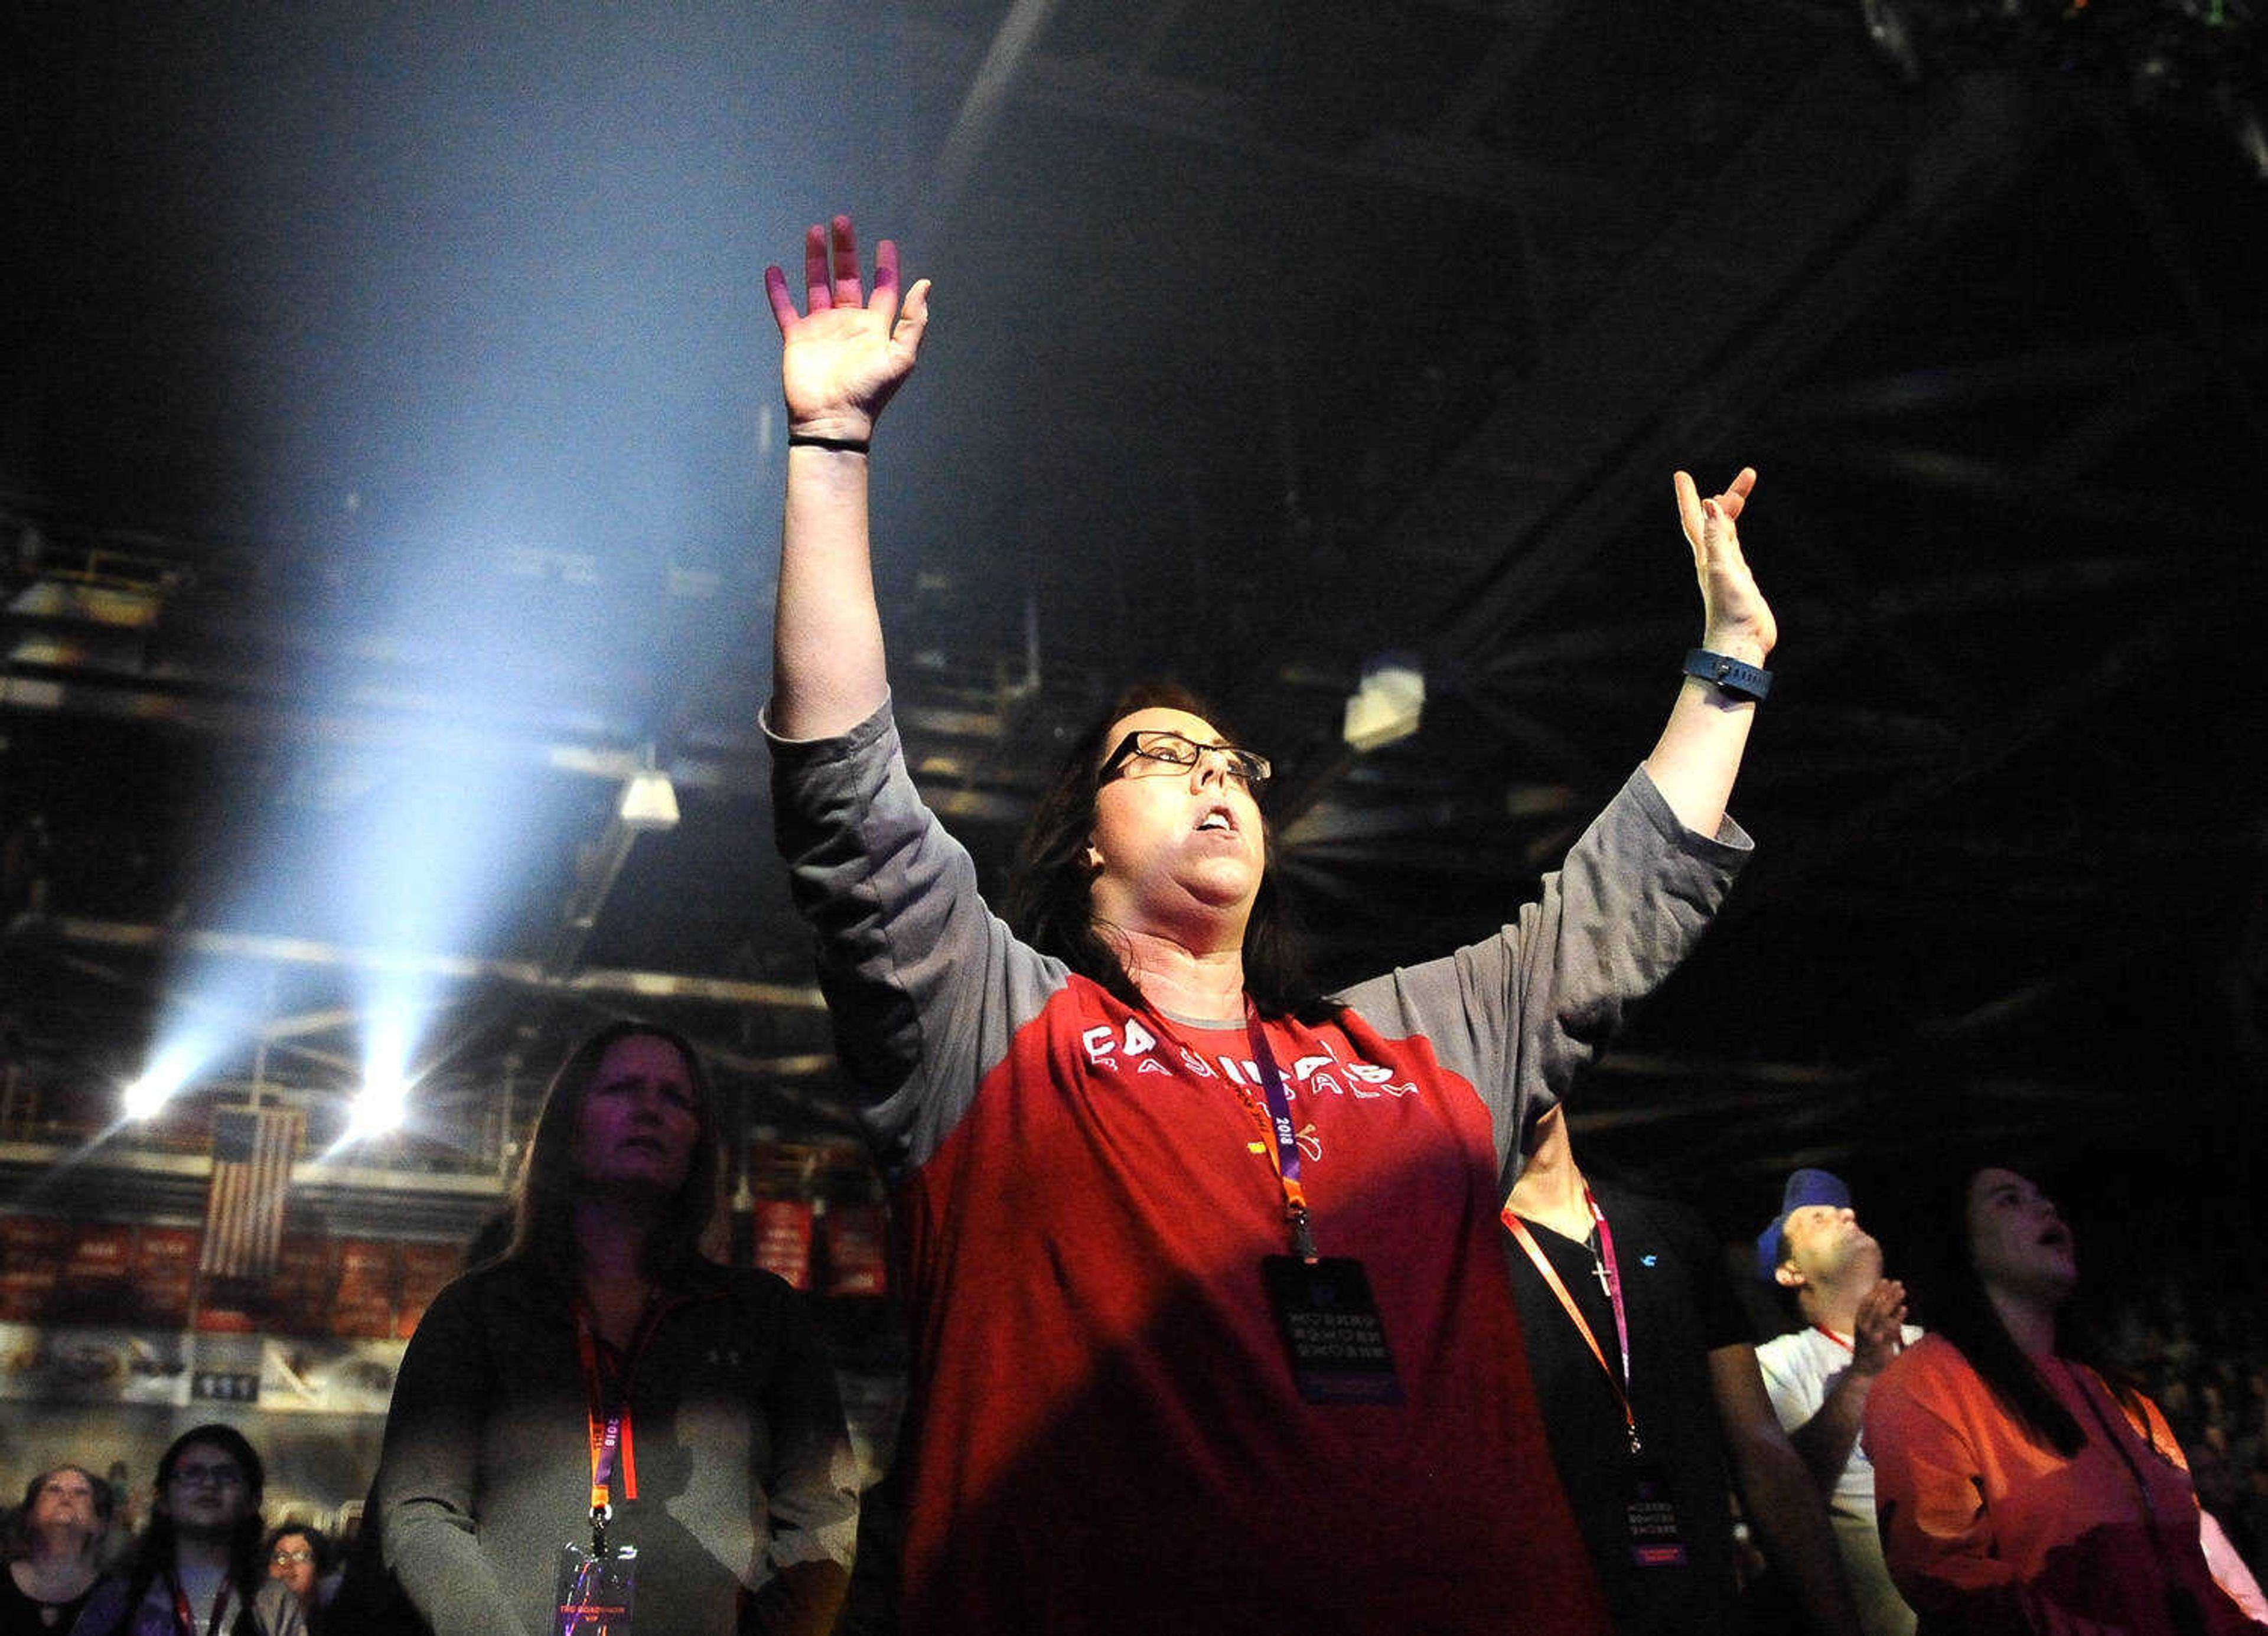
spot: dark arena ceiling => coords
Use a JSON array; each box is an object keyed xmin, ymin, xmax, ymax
[{"xmin": 4, "ymin": 0, "xmax": 2265, "ymax": 1250}]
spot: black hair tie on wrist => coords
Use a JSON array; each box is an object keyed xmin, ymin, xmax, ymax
[{"xmin": 787, "ymin": 432, "xmax": 871, "ymax": 453}]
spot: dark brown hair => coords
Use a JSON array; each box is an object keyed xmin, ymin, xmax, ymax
[
  {"xmin": 1911, "ymin": 1158, "xmax": 2145, "ymax": 1461},
  {"xmin": 1002, "ymin": 682, "xmax": 1340, "ymax": 1023},
  {"xmin": 119, "ymin": 1425, "xmax": 267, "ymax": 1636},
  {"xmin": 507, "ymin": 1021, "xmax": 724, "ymax": 1275}
]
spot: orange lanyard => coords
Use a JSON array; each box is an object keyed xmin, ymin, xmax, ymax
[
  {"xmin": 573, "ymin": 1298, "xmax": 674, "ymax": 1537},
  {"xmin": 1504, "ymin": 1195, "xmax": 1643, "ymax": 1456}
]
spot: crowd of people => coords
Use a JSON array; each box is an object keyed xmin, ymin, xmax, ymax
[
  {"xmin": 2126, "ymin": 1305, "xmax": 2268, "ymax": 1578},
  {"xmin": 12, "ymin": 1146, "xmax": 2266, "ymax": 1635},
  {"xmin": 1, "ymin": 1438, "xmax": 334, "ymax": 1635},
  {"xmin": 3, "ymin": 216, "xmax": 2260, "ymax": 1634}
]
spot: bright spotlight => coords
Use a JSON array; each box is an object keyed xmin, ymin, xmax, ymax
[
  {"xmin": 345, "ymin": 1009, "xmax": 416, "ymax": 1143},
  {"xmin": 345, "ymin": 1072, "xmax": 408, "ymax": 1142},
  {"xmin": 122, "ymin": 1074, "xmax": 176, "ymax": 1122},
  {"xmin": 122, "ymin": 1041, "xmax": 208, "ymax": 1121}
]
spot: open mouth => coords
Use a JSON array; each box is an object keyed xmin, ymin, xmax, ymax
[{"xmin": 1195, "ymin": 806, "xmax": 1237, "ymax": 835}]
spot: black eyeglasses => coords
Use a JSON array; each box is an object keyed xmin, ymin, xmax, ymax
[
  {"xmin": 1099, "ymin": 729, "xmax": 1271, "ymax": 789},
  {"xmin": 170, "ymin": 1464, "xmax": 245, "ymax": 1490}
]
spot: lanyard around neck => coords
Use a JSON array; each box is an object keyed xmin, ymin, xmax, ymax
[
  {"xmin": 169, "ymin": 1574, "xmax": 232, "ymax": 1636},
  {"xmin": 1504, "ymin": 1185, "xmax": 1641, "ymax": 1455},
  {"xmin": 1139, "ymin": 1002, "xmax": 1318, "ymax": 1262},
  {"xmin": 573, "ymin": 1295, "xmax": 671, "ymax": 1553},
  {"xmin": 1813, "ymin": 1322, "xmax": 1855, "ymax": 1354},
  {"xmin": 1241, "ymin": 1008, "xmax": 1317, "ymax": 1262}
]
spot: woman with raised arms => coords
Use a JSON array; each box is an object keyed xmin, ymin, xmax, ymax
[{"xmin": 762, "ymin": 215, "xmax": 1774, "ymax": 1634}]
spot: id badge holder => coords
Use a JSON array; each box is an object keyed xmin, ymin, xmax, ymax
[
  {"xmin": 1622, "ymin": 1461, "xmax": 1689, "ymax": 1569},
  {"xmin": 555, "ymin": 1542, "xmax": 638, "ymax": 1635},
  {"xmin": 1261, "ymin": 1254, "xmax": 1404, "ymax": 1404}
]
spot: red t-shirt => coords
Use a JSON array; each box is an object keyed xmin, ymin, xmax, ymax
[{"xmin": 774, "ymin": 705, "xmax": 1751, "ymax": 1634}]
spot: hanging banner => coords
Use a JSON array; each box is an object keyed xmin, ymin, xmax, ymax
[
  {"xmin": 134, "ymin": 1227, "xmax": 201, "ymax": 1328},
  {"xmin": 197, "ymin": 1235, "xmax": 332, "ymax": 1335},
  {"xmin": 52, "ymin": 1224, "xmax": 136, "ymax": 1325},
  {"xmin": 395, "ymin": 1244, "xmax": 461, "ymax": 1338},
  {"xmin": 823, "ymin": 1202, "xmax": 888, "ymax": 1298},
  {"xmin": 0, "ymin": 1322, "xmax": 191, "ymax": 1406},
  {"xmin": 0, "ymin": 1216, "xmax": 69, "ymax": 1321},
  {"xmin": 332, "ymin": 1240, "xmax": 399, "ymax": 1338},
  {"xmin": 752, "ymin": 1199, "xmax": 815, "ymax": 1291},
  {"xmin": 257, "ymin": 1334, "xmax": 407, "ymax": 1415},
  {"xmin": 200, "ymin": 1104, "xmax": 304, "ymax": 1282}
]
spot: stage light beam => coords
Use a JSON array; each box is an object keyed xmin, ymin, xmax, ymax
[
  {"xmin": 122, "ymin": 1041, "xmax": 207, "ymax": 1120},
  {"xmin": 344, "ymin": 1071, "xmax": 408, "ymax": 1142}
]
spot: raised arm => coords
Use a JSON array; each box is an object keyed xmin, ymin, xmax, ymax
[
  {"xmin": 764, "ymin": 215, "xmax": 932, "ymax": 741},
  {"xmin": 1643, "ymin": 466, "xmax": 1776, "ymax": 837}
]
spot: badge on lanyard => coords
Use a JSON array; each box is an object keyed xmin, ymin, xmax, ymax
[
  {"xmin": 554, "ymin": 1542, "xmax": 638, "ymax": 1635},
  {"xmin": 1262, "ymin": 1253, "xmax": 1404, "ymax": 1404},
  {"xmin": 565, "ymin": 1295, "xmax": 677, "ymax": 1635},
  {"xmin": 1623, "ymin": 1460, "xmax": 1689, "ymax": 1568},
  {"xmin": 1504, "ymin": 1194, "xmax": 1689, "ymax": 1567},
  {"xmin": 1138, "ymin": 1003, "xmax": 1405, "ymax": 1404}
]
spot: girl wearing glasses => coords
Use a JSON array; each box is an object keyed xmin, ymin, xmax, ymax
[
  {"xmin": 76, "ymin": 1426, "xmax": 304, "ymax": 1636},
  {"xmin": 258, "ymin": 1527, "xmax": 330, "ymax": 1634},
  {"xmin": 764, "ymin": 217, "xmax": 1772, "ymax": 1634}
]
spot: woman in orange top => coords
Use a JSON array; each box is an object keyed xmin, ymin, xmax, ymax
[{"xmin": 1864, "ymin": 1162, "xmax": 2266, "ymax": 1635}]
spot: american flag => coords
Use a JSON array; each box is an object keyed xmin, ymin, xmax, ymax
[{"xmin": 199, "ymin": 1104, "xmax": 302, "ymax": 1280}]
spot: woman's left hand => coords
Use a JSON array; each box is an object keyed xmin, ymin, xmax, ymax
[
  {"xmin": 764, "ymin": 216, "xmax": 930, "ymax": 444},
  {"xmin": 1675, "ymin": 467, "xmax": 1776, "ymax": 666}
]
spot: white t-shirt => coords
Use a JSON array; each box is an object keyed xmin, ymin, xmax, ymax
[
  {"xmin": 1755, "ymin": 1322, "xmax": 1924, "ymax": 1526},
  {"xmin": 1755, "ymin": 1322, "xmax": 1927, "ymax": 1636}
]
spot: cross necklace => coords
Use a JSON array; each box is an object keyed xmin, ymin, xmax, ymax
[{"xmin": 1587, "ymin": 1226, "xmax": 1617, "ymax": 1300}]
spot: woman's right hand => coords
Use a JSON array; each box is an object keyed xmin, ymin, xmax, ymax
[{"xmin": 764, "ymin": 215, "xmax": 931, "ymax": 444}]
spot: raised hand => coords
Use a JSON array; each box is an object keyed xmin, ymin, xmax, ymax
[
  {"xmin": 1852, "ymin": 1277, "xmax": 1909, "ymax": 1378},
  {"xmin": 764, "ymin": 216, "xmax": 931, "ymax": 444},
  {"xmin": 1673, "ymin": 467, "xmax": 1777, "ymax": 667}
]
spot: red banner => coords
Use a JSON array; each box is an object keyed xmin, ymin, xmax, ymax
[
  {"xmin": 332, "ymin": 1240, "xmax": 398, "ymax": 1338},
  {"xmin": 752, "ymin": 1199, "xmax": 815, "ymax": 1291},
  {"xmin": 823, "ymin": 1202, "xmax": 888, "ymax": 1298},
  {"xmin": 395, "ymin": 1244, "xmax": 461, "ymax": 1338},
  {"xmin": 133, "ymin": 1227, "xmax": 201, "ymax": 1326},
  {"xmin": 273, "ymin": 1237, "xmax": 334, "ymax": 1334},
  {"xmin": 53, "ymin": 1224, "xmax": 136, "ymax": 1324},
  {"xmin": 0, "ymin": 1216, "xmax": 70, "ymax": 1321}
]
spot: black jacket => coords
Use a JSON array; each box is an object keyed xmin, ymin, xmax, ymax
[{"xmin": 370, "ymin": 1254, "xmax": 856, "ymax": 1636}]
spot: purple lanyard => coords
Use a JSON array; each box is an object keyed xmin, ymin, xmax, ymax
[
  {"xmin": 1139, "ymin": 1003, "xmax": 1318, "ymax": 1262},
  {"xmin": 1241, "ymin": 1010, "xmax": 1318, "ymax": 1261}
]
